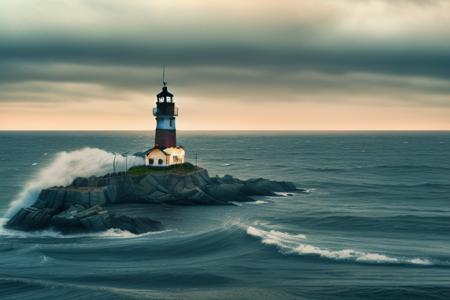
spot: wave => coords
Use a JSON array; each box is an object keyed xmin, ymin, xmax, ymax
[
  {"xmin": 247, "ymin": 200, "xmax": 269, "ymax": 205},
  {"xmin": 0, "ymin": 214, "xmax": 440, "ymax": 267},
  {"xmin": 312, "ymin": 181, "xmax": 450, "ymax": 189},
  {"xmin": 4, "ymin": 148, "xmax": 144, "ymax": 218},
  {"xmin": 273, "ymin": 192, "xmax": 295, "ymax": 197},
  {"xmin": 307, "ymin": 164, "xmax": 450, "ymax": 172},
  {"xmin": 283, "ymin": 215, "xmax": 450, "ymax": 234},
  {"xmin": 246, "ymin": 226, "xmax": 434, "ymax": 266},
  {"xmin": 0, "ymin": 217, "xmax": 169, "ymax": 239},
  {"xmin": 0, "ymin": 276, "xmax": 143, "ymax": 300},
  {"xmin": 97, "ymin": 228, "xmax": 172, "ymax": 239}
]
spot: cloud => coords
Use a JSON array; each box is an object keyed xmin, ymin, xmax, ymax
[
  {"xmin": 0, "ymin": 0, "xmax": 448, "ymax": 77},
  {"xmin": 0, "ymin": 0, "xmax": 449, "ymax": 129},
  {"xmin": 1, "ymin": 63, "xmax": 448, "ymax": 108}
]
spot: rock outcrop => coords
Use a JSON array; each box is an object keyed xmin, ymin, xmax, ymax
[{"xmin": 6, "ymin": 167, "xmax": 299, "ymax": 234}]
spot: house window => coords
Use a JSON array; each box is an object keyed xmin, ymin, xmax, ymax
[
  {"xmin": 173, "ymin": 155, "xmax": 178, "ymax": 162},
  {"xmin": 149, "ymin": 158, "xmax": 154, "ymax": 165},
  {"xmin": 158, "ymin": 159, "xmax": 164, "ymax": 165}
]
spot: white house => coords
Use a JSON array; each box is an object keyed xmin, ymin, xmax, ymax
[{"xmin": 145, "ymin": 146, "xmax": 185, "ymax": 167}]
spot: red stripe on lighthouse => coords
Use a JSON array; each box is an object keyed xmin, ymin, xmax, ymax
[{"xmin": 155, "ymin": 129, "xmax": 176, "ymax": 148}]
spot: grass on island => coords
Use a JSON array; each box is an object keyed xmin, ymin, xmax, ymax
[{"xmin": 127, "ymin": 162, "xmax": 199, "ymax": 176}]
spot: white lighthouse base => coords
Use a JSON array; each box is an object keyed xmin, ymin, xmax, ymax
[{"xmin": 145, "ymin": 146, "xmax": 185, "ymax": 167}]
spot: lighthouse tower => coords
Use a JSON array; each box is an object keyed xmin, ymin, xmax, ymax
[
  {"xmin": 154, "ymin": 78, "xmax": 177, "ymax": 148},
  {"xmin": 144, "ymin": 68, "xmax": 185, "ymax": 167}
]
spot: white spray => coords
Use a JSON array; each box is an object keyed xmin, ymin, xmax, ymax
[
  {"xmin": 5, "ymin": 147, "xmax": 144, "ymax": 218},
  {"xmin": 246, "ymin": 225, "xmax": 433, "ymax": 266}
]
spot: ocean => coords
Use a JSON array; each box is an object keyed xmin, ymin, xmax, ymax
[{"xmin": 0, "ymin": 131, "xmax": 449, "ymax": 299}]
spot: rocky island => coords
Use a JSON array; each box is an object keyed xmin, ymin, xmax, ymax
[
  {"xmin": 6, "ymin": 163, "xmax": 299, "ymax": 234},
  {"xmin": 5, "ymin": 81, "xmax": 300, "ymax": 235}
]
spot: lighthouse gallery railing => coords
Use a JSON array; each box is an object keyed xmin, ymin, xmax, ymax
[{"xmin": 153, "ymin": 107, "xmax": 178, "ymax": 116}]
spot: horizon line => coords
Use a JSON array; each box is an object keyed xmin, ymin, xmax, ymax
[{"xmin": 1, "ymin": 129, "xmax": 450, "ymax": 132}]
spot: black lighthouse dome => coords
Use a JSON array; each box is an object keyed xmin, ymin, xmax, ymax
[{"xmin": 156, "ymin": 86, "xmax": 174, "ymax": 102}]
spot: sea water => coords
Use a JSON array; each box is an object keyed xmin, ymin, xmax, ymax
[{"xmin": 0, "ymin": 131, "xmax": 449, "ymax": 299}]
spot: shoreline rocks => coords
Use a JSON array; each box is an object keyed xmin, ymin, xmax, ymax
[{"xmin": 6, "ymin": 167, "xmax": 300, "ymax": 234}]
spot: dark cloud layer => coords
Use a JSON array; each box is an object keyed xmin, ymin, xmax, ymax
[{"xmin": 1, "ymin": 33, "xmax": 449, "ymax": 79}]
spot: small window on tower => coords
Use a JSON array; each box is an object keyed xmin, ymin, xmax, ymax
[{"xmin": 158, "ymin": 159, "xmax": 163, "ymax": 165}]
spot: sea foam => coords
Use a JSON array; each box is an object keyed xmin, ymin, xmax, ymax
[
  {"xmin": 4, "ymin": 147, "xmax": 144, "ymax": 218},
  {"xmin": 0, "ymin": 217, "xmax": 169, "ymax": 239},
  {"xmin": 246, "ymin": 225, "xmax": 433, "ymax": 266}
]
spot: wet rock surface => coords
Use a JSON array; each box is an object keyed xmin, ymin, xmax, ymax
[{"xmin": 6, "ymin": 167, "xmax": 299, "ymax": 234}]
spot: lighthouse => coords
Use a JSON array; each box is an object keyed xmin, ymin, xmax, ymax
[{"xmin": 144, "ymin": 68, "xmax": 185, "ymax": 167}]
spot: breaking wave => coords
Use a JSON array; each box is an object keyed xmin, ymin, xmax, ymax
[
  {"xmin": 4, "ymin": 148, "xmax": 144, "ymax": 218},
  {"xmin": 246, "ymin": 226, "xmax": 433, "ymax": 266}
]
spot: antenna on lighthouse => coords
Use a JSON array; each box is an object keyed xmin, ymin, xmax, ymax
[{"xmin": 163, "ymin": 64, "xmax": 167, "ymax": 86}]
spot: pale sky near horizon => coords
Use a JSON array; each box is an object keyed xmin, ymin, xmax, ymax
[{"xmin": 1, "ymin": 0, "xmax": 449, "ymax": 130}]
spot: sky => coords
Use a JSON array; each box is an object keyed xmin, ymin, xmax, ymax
[{"xmin": 0, "ymin": 0, "xmax": 449, "ymax": 130}]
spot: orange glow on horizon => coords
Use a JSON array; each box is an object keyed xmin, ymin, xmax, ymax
[{"xmin": 1, "ymin": 97, "xmax": 450, "ymax": 131}]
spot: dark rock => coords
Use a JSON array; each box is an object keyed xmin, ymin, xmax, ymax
[
  {"xmin": 112, "ymin": 215, "xmax": 163, "ymax": 234},
  {"xmin": 87, "ymin": 176, "xmax": 98, "ymax": 187},
  {"xmin": 50, "ymin": 204, "xmax": 161, "ymax": 234},
  {"xmin": 33, "ymin": 188, "xmax": 65, "ymax": 210},
  {"xmin": 242, "ymin": 178, "xmax": 297, "ymax": 195},
  {"xmin": 79, "ymin": 210, "xmax": 112, "ymax": 232},
  {"xmin": 7, "ymin": 166, "xmax": 297, "ymax": 234},
  {"xmin": 51, "ymin": 204, "xmax": 85, "ymax": 228},
  {"xmin": 89, "ymin": 189, "xmax": 107, "ymax": 207},
  {"xmin": 221, "ymin": 174, "xmax": 236, "ymax": 184},
  {"xmin": 73, "ymin": 177, "xmax": 88, "ymax": 187},
  {"xmin": 6, "ymin": 207, "xmax": 55, "ymax": 230},
  {"xmin": 174, "ymin": 187, "xmax": 220, "ymax": 205},
  {"xmin": 103, "ymin": 185, "xmax": 118, "ymax": 204}
]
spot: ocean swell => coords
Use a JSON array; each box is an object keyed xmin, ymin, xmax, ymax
[
  {"xmin": 307, "ymin": 165, "xmax": 450, "ymax": 172},
  {"xmin": 246, "ymin": 226, "xmax": 433, "ymax": 266}
]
